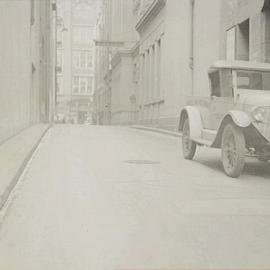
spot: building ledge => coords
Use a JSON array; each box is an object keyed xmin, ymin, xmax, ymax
[
  {"xmin": 136, "ymin": 0, "xmax": 166, "ymax": 34},
  {"xmin": 111, "ymin": 42, "xmax": 140, "ymax": 68},
  {"xmin": 144, "ymin": 98, "xmax": 165, "ymax": 106}
]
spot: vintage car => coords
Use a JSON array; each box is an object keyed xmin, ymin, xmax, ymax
[{"xmin": 179, "ymin": 60, "xmax": 270, "ymax": 178}]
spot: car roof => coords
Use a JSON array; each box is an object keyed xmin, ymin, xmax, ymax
[{"xmin": 209, "ymin": 60, "xmax": 270, "ymax": 72}]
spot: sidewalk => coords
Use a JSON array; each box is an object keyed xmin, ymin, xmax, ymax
[
  {"xmin": 0, "ymin": 124, "xmax": 51, "ymax": 209},
  {"xmin": 132, "ymin": 125, "xmax": 182, "ymax": 137}
]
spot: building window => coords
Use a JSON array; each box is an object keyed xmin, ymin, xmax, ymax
[
  {"xmin": 263, "ymin": 4, "xmax": 270, "ymax": 62},
  {"xmin": 57, "ymin": 50, "xmax": 63, "ymax": 73},
  {"xmin": 57, "ymin": 76, "xmax": 63, "ymax": 93},
  {"xmin": 87, "ymin": 52, "xmax": 93, "ymax": 68},
  {"xmin": 73, "ymin": 77, "xmax": 79, "ymax": 93},
  {"xmin": 73, "ymin": 27, "xmax": 93, "ymax": 44},
  {"xmin": 146, "ymin": 49, "xmax": 150, "ymax": 101},
  {"xmin": 156, "ymin": 39, "xmax": 161, "ymax": 98},
  {"xmin": 237, "ymin": 19, "xmax": 250, "ymax": 60},
  {"xmin": 31, "ymin": 0, "xmax": 35, "ymax": 26},
  {"xmin": 57, "ymin": 25, "xmax": 64, "ymax": 47},
  {"xmin": 80, "ymin": 77, "xmax": 87, "ymax": 93},
  {"xmin": 150, "ymin": 44, "xmax": 155, "ymax": 99},
  {"xmin": 73, "ymin": 51, "xmax": 93, "ymax": 69},
  {"xmin": 72, "ymin": 76, "xmax": 93, "ymax": 94}
]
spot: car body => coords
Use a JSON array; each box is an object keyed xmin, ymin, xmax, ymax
[{"xmin": 179, "ymin": 60, "xmax": 270, "ymax": 178}]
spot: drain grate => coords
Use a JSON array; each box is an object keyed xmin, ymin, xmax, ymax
[{"xmin": 124, "ymin": 160, "xmax": 160, "ymax": 165}]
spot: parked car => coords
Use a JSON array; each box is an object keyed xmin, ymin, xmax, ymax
[{"xmin": 179, "ymin": 60, "xmax": 270, "ymax": 178}]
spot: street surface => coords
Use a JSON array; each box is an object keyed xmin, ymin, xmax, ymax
[{"xmin": 0, "ymin": 125, "xmax": 270, "ymax": 270}]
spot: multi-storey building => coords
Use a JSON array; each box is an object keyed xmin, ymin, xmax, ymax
[
  {"xmin": 191, "ymin": 0, "xmax": 270, "ymax": 97},
  {"xmin": 136, "ymin": 0, "xmax": 192, "ymax": 130},
  {"xmin": 95, "ymin": 0, "xmax": 270, "ymax": 130},
  {"xmin": 0, "ymin": 0, "xmax": 56, "ymax": 143},
  {"xmin": 94, "ymin": 0, "xmax": 112, "ymax": 125},
  {"xmin": 95, "ymin": 0, "xmax": 140, "ymax": 125},
  {"xmin": 56, "ymin": 0, "xmax": 100, "ymax": 124}
]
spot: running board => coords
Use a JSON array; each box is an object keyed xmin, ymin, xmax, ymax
[
  {"xmin": 202, "ymin": 129, "xmax": 217, "ymax": 141},
  {"xmin": 191, "ymin": 137, "xmax": 213, "ymax": 147}
]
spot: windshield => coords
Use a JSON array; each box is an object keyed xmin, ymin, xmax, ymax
[{"xmin": 236, "ymin": 71, "xmax": 270, "ymax": 90}]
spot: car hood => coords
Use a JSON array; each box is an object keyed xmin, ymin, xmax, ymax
[{"xmin": 238, "ymin": 92, "xmax": 270, "ymax": 107}]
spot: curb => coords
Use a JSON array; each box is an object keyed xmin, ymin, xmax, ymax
[
  {"xmin": 132, "ymin": 125, "xmax": 182, "ymax": 138},
  {"xmin": 0, "ymin": 124, "xmax": 52, "ymax": 210}
]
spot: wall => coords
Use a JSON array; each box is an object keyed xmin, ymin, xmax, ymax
[
  {"xmin": 109, "ymin": 0, "xmax": 139, "ymax": 125},
  {"xmin": 192, "ymin": 0, "xmax": 223, "ymax": 97},
  {"xmin": 96, "ymin": 0, "xmax": 270, "ymax": 130},
  {"xmin": 0, "ymin": 0, "xmax": 53, "ymax": 143},
  {"xmin": 111, "ymin": 51, "xmax": 137, "ymax": 124},
  {"xmin": 137, "ymin": 0, "xmax": 192, "ymax": 130},
  {"xmin": 159, "ymin": 0, "xmax": 192, "ymax": 129}
]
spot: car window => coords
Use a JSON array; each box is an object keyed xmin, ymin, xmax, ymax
[
  {"xmin": 220, "ymin": 69, "xmax": 233, "ymax": 97},
  {"xmin": 209, "ymin": 71, "xmax": 221, "ymax": 97},
  {"xmin": 237, "ymin": 71, "xmax": 270, "ymax": 90}
]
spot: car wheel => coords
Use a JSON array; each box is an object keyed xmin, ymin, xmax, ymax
[
  {"xmin": 182, "ymin": 118, "xmax": 196, "ymax": 160},
  {"xmin": 221, "ymin": 123, "xmax": 246, "ymax": 178}
]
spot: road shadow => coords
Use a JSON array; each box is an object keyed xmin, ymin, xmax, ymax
[
  {"xmin": 194, "ymin": 154, "xmax": 270, "ymax": 179},
  {"xmin": 243, "ymin": 159, "xmax": 270, "ymax": 178}
]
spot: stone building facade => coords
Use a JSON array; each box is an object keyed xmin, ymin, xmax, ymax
[
  {"xmin": 94, "ymin": 0, "xmax": 113, "ymax": 125},
  {"xmin": 95, "ymin": 0, "xmax": 140, "ymax": 125},
  {"xmin": 0, "ymin": 0, "xmax": 56, "ymax": 143},
  {"xmin": 136, "ymin": 0, "xmax": 192, "ymax": 130},
  {"xmin": 95, "ymin": 0, "xmax": 270, "ymax": 130}
]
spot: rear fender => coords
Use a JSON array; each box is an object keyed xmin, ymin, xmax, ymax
[{"xmin": 179, "ymin": 106, "xmax": 203, "ymax": 140}]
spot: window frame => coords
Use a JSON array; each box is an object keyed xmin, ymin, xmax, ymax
[{"xmin": 72, "ymin": 76, "xmax": 93, "ymax": 94}]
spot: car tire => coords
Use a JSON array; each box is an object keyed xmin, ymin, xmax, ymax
[
  {"xmin": 221, "ymin": 123, "xmax": 246, "ymax": 178},
  {"xmin": 182, "ymin": 118, "xmax": 197, "ymax": 160}
]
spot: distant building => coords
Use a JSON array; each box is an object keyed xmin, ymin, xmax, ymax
[
  {"xmin": 94, "ymin": 0, "xmax": 112, "ymax": 125},
  {"xmin": 0, "ymin": 0, "xmax": 56, "ymax": 143},
  {"xmin": 94, "ymin": 0, "xmax": 140, "ymax": 125},
  {"xmin": 56, "ymin": 0, "xmax": 100, "ymax": 124}
]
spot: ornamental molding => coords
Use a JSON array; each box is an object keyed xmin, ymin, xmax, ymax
[
  {"xmin": 133, "ymin": 0, "xmax": 140, "ymax": 14},
  {"xmin": 72, "ymin": 0, "xmax": 96, "ymax": 8},
  {"xmin": 111, "ymin": 49, "xmax": 134, "ymax": 68},
  {"xmin": 136, "ymin": 0, "xmax": 166, "ymax": 34}
]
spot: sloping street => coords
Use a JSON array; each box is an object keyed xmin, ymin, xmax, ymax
[{"xmin": 0, "ymin": 125, "xmax": 270, "ymax": 270}]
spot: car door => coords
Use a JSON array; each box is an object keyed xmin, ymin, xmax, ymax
[{"xmin": 209, "ymin": 69, "xmax": 235, "ymax": 130}]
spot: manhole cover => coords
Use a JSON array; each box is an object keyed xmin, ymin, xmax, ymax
[{"xmin": 124, "ymin": 160, "xmax": 160, "ymax": 165}]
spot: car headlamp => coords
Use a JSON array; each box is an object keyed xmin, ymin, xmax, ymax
[{"xmin": 252, "ymin": 107, "xmax": 269, "ymax": 122}]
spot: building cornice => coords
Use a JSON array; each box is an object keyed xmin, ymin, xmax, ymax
[
  {"xmin": 111, "ymin": 49, "xmax": 133, "ymax": 68},
  {"xmin": 110, "ymin": 42, "xmax": 140, "ymax": 68},
  {"xmin": 136, "ymin": 0, "xmax": 166, "ymax": 34},
  {"xmin": 131, "ymin": 42, "xmax": 140, "ymax": 58}
]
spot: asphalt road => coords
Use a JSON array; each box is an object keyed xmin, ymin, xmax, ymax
[{"xmin": 0, "ymin": 125, "xmax": 270, "ymax": 270}]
